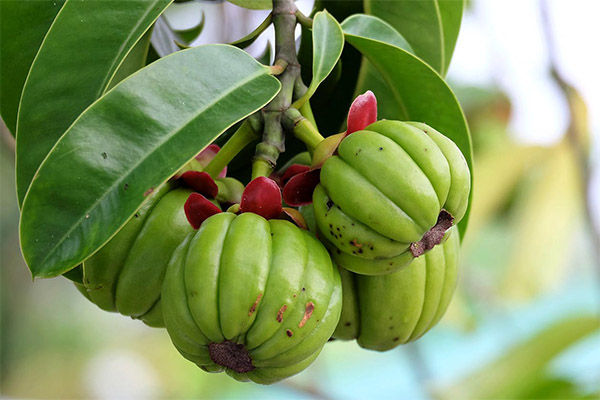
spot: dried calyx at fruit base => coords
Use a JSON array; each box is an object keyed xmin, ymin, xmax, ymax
[
  {"xmin": 163, "ymin": 211, "xmax": 341, "ymax": 384},
  {"xmin": 72, "ymin": 146, "xmax": 244, "ymax": 327},
  {"xmin": 282, "ymin": 91, "xmax": 471, "ymax": 275},
  {"xmin": 333, "ymin": 226, "xmax": 460, "ymax": 350},
  {"xmin": 167, "ymin": 172, "xmax": 340, "ymax": 383}
]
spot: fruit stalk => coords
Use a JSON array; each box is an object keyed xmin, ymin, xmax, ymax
[
  {"xmin": 252, "ymin": 0, "xmax": 301, "ymax": 179},
  {"xmin": 203, "ymin": 119, "xmax": 260, "ymax": 179}
]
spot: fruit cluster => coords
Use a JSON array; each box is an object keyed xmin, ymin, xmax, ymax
[{"xmin": 73, "ymin": 92, "xmax": 470, "ymax": 384}]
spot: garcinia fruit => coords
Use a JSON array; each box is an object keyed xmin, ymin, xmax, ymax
[
  {"xmin": 162, "ymin": 212, "xmax": 342, "ymax": 384},
  {"xmin": 333, "ymin": 226, "xmax": 459, "ymax": 351},
  {"xmin": 80, "ymin": 182, "xmax": 196, "ymax": 327},
  {"xmin": 313, "ymin": 120, "xmax": 470, "ymax": 275}
]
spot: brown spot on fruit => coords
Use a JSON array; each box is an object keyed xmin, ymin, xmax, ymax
[
  {"xmin": 350, "ymin": 239, "xmax": 362, "ymax": 248},
  {"xmin": 208, "ymin": 341, "xmax": 254, "ymax": 373},
  {"xmin": 298, "ymin": 302, "xmax": 315, "ymax": 328},
  {"xmin": 286, "ymin": 329, "xmax": 293, "ymax": 337},
  {"xmin": 393, "ymin": 337, "xmax": 399, "ymax": 342},
  {"xmin": 248, "ymin": 293, "xmax": 263, "ymax": 316},
  {"xmin": 277, "ymin": 305, "xmax": 288, "ymax": 322},
  {"xmin": 345, "ymin": 322, "xmax": 351, "ymax": 327}
]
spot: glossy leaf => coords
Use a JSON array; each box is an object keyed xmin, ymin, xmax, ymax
[
  {"xmin": 294, "ymin": 11, "xmax": 344, "ymax": 108},
  {"xmin": 20, "ymin": 45, "xmax": 281, "ymax": 278},
  {"xmin": 106, "ymin": 29, "xmax": 154, "ymax": 91},
  {"xmin": 364, "ymin": 0, "xmax": 464, "ymax": 76},
  {"xmin": 173, "ymin": 11, "xmax": 205, "ymax": 43},
  {"xmin": 227, "ymin": 0, "xmax": 272, "ymax": 10},
  {"xmin": 0, "ymin": 0, "xmax": 65, "ymax": 135},
  {"xmin": 16, "ymin": 0, "xmax": 172, "ymax": 206},
  {"xmin": 342, "ymin": 14, "xmax": 473, "ymax": 236}
]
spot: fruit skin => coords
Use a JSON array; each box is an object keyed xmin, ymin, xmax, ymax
[
  {"xmin": 80, "ymin": 182, "xmax": 195, "ymax": 327},
  {"xmin": 332, "ymin": 226, "xmax": 459, "ymax": 350},
  {"xmin": 314, "ymin": 120, "xmax": 470, "ymax": 275},
  {"xmin": 162, "ymin": 212, "xmax": 342, "ymax": 384}
]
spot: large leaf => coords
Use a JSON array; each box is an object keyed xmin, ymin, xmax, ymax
[
  {"xmin": 106, "ymin": 29, "xmax": 154, "ymax": 91},
  {"xmin": 15, "ymin": 0, "xmax": 173, "ymax": 206},
  {"xmin": 364, "ymin": 0, "xmax": 464, "ymax": 76},
  {"xmin": 227, "ymin": 0, "xmax": 271, "ymax": 10},
  {"xmin": 20, "ymin": 45, "xmax": 281, "ymax": 279},
  {"xmin": 438, "ymin": 315, "xmax": 600, "ymax": 399},
  {"xmin": 342, "ymin": 14, "xmax": 473, "ymax": 236},
  {"xmin": 0, "ymin": 0, "xmax": 65, "ymax": 135},
  {"xmin": 294, "ymin": 10, "xmax": 344, "ymax": 108}
]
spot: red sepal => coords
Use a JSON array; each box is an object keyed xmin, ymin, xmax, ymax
[
  {"xmin": 280, "ymin": 164, "xmax": 310, "ymax": 186},
  {"xmin": 282, "ymin": 169, "xmax": 321, "ymax": 207},
  {"xmin": 240, "ymin": 177, "xmax": 283, "ymax": 220},
  {"xmin": 180, "ymin": 171, "xmax": 219, "ymax": 198},
  {"xmin": 184, "ymin": 193, "xmax": 221, "ymax": 229}
]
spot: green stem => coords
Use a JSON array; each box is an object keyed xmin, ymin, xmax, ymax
[
  {"xmin": 204, "ymin": 120, "xmax": 259, "ymax": 179},
  {"xmin": 252, "ymin": 0, "xmax": 301, "ymax": 178},
  {"xmin": 230, "ymin": 13, "xmax": 272, "ymax": 49},
  {"xmin": 293, "ymin": 77, "xmax": 318, "ymax": 127},
  {"xmin": 284, "ymin": 108, "xmax": 324, "ymax": 152},
  {"xmin": 295, "ymin": 10, "xmax": 313, "ymax": 28},
  {"xmin": 251, "ymin": 159, "xmax": 273, "ymax": 180},
  {"xmin": 300, "ymin": 101, "xmax": 317, "ymax": 128}
]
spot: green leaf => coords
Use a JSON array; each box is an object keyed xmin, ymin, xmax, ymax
[
  {"xmin": 437, "ymin": 0, "xmax": 465, "ymax": 74},
  {"xmin": 340, "ymin": 13, "xmax": 412, "ymax": 53},
  {"xmin": 341, "ymin": 14, "xmax": 473, "ymax": 236},
  {"xmin": 0, "ymin": 0, "xmax": 65, "ymax": 135},
  {"xmin": 19, "ymin": 45, "xmax": 281, "ymax": 279},
  {"xmin": 439, "ymin": 315, "xmax": 600, "ymax": 399},
  {"xmin": 364, "ymin": 0, "xmax": 464, "ymax": 76},
  {"xmin": 15, "ymin": 0, "xmax": 173, "ymax": 206},
  {"xmin": 173, "ymin": 11, "xmax": 205, "ymax": 43},
  {"xmin": 227, "ymin": 0, "xmax": 272, "ymax": 10},
  {"xmin": 294, "ymin": 10, "xmax": 344, "ymax": 109},
  {"xmin": 106, "ymin": 29, "xmax": 154, "ymax": 91}
]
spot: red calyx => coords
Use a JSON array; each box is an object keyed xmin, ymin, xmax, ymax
[
  {"xmin": 282, "ymin": 169, "xmax": 321, "ymax": 207},
  {"xmin": 180, "ymin": 171, "xmax": 219, "ymax": 198},
  {"xmin": 240, "ymin": 176, "xmax": 283, "ymax": 220},
  {"xmin": 184, "ymin": 193, "xmax": 222, "ymax": 229},
  {"xmin": 346, "ymin": 90, "xmax": 377, "ymax": 136},
  {"xmin": 280, "ymin": 164, "xmax": 310, "ymax": 187}
]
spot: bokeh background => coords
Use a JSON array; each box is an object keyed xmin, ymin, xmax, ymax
[{"xmin": 1, "ymin": 0, "xmax": 599, "ymax": 398}]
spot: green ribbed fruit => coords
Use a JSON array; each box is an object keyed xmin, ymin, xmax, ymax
[
  {"xmin": 314, "ymin": 120, "xmax": 470, "ymax": 275},
  {"xmin": 162, "ymin": 212, "xmax": 342, "ymax": 384},
  {"xmin": 79, "ymin": 182, "xmax": 195, "ymax": 327},
  {"xmin": 333, "ymin": 226, "xmax": 459, "ymax": 350}
]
